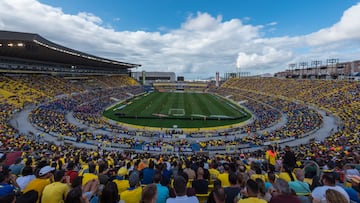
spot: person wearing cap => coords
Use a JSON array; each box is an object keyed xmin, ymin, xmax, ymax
[
  {"xmin": 23, "ymin": 165, "xmax": 55, "ymax": 203},
  {"xmin": 41, "ymin": 170, "xmax": 71, "ymax": 203},
  {"xmin": 120, "ymin": 171, "xmax": 142, "ymax": 203}
]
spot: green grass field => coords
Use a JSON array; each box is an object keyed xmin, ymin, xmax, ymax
[{"xmin": 103, "ymin": 92, "xmax": 251, "ymax": 128}]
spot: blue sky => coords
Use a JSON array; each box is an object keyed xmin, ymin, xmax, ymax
[{"xmin": 1, "ymin": 0, "xmax": 360, "ymax": 79}]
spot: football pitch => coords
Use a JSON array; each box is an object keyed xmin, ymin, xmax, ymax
[{"xmin": 103, "ymin": 92, "xmax": 251, "ymax": 129}]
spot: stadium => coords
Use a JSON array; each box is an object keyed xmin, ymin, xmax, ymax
[{"xmin": 0, "ymin": 29, "xmax": 359, "ymax": 203}]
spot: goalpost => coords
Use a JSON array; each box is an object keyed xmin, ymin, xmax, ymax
[{"xmin": 168, "ymin": 108, "xmax": 185, "ymax": 116}]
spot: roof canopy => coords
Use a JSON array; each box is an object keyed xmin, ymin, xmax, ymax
[{"xmin": 0, "ymin": 30, "xmax": 141, "ymax": 72}]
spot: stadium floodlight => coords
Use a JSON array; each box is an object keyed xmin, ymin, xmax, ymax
[
  {"xmin": 7, "ymin": 43, "xmax": 13, "ymax": 47},
  {"xmin": 17, "ymin": 43, "xmax": 24, "ymax": 47}
]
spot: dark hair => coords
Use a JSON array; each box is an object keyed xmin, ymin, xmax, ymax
[
  {"xmin": 54, "ymin": 170, "xmax": 65, "ymax": 182},
  {"xmin": 152, "ymin": 171, "xmax": 162, "ymax": 183},
  {"xmin": 141, "ymin": 184, "xmax": 157, "ymax": 203},
  {"xmin": 149, "ymin": 160, "xmax": 155, "ymax": 169},
  {"xmin": 245, "ymin": 179, "xmax": 259, "ymax": 196},
  {"xmin": 22, "ymin": 166, "xmax": 34, "ymax": 176},
  {"xmin": 173, "ymin": 176, "xmax": 187, "ymax": 196},
  {"xmin": 71, "ymin": 176, "xmax": 83, "ymax": 188},
  {"xmin": 88, "ymin": 163, "xmax": 96, "ymax": 174},
  {"xmin": 255, "ymin": 178, "xmax": 266, "ymax": 196},
  {"xmin": 213, "ymin": 187, "xmax": 226, "ymax": 202},
  {"xmin": 0, "ymin": 193, "xmax": 16, "ymax": 203},
  {"xmin": 322, "ymin": 172, "xmax": 336, "ymax": 185},
  {"xmin": 228, "ymin": 173, "xmax": 237, "ymax": 185},
  {"xmin": 267, "ymin": 172, "xmax": 276, "ymax": 182},
  {"xmin": 65, "ymin": 186, "xmax": 83, "ymax": 203},
  {"xmin": 100, "ymin": 182, "xmax": 119, "ymax": 203}
]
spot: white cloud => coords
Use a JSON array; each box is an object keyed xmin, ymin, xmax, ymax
[
  {"xmin": 236, "ymin": 47, "xmax": 293, "ymax": 69},
  {"xmin": 0, "ymin": 0, "xmax": 359, "ymax": 79},
  {"xmin": 306, "ymin": 2, "xmax": 360, "ymax": 45}
]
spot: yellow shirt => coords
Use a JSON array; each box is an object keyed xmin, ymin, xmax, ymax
[
  {"xmin": 120, "ymin": 187, "xmax": 142, "ymax": 203},
  {"xmin": 238, "ymin": 197, "xmax": 267, "ymax": 203},
  {"xmin": 113, "ymin": 179, "xmax": 130, "ymax": 195},
  {"xmin": 41, "ymin": 182, "xmax": 70, "ymax": 203},
  {"xmin": 208, "ymin": 168, "xmax": 220, "ymax": 179},
  {"xmin": 278, "ymin": 172, "xmax": 297, "ymax": 182},
  {"xmin": 82, "ymin": 173, "xmax": 99, "ymax": 186},
  {"xmin": 251, "ymin": 174, "xmax": 266, "ymax": 182},
  {"xmin": 23, "ymin": 178, "xmax": 51, "ymax": 203},
  {"xmin": 217, "ymin": 173, "xmax": 230, "ymax": 187}
]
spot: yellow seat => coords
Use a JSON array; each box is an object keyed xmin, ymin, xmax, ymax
[{"xmin": 196, "ymin": 192, "xmax": 210, "ymax": 203}]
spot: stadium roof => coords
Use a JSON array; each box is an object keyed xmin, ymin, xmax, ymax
[{"xmin": 0, "ymin": 30, "xmax": 141, "ymax": 71}]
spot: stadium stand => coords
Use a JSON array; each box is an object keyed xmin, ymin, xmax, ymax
[{"xmin": 1, "ymin": 31, "xmax": 360, "ymax": 203}]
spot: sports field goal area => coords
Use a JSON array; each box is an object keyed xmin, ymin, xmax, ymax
[{"xmin": 168, "ymin": 108, "xmax": 185, "ymax": 116}]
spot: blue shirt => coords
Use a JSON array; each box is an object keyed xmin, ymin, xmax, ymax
[
  {"xmin": 156, "ymin": 183, "xmax": 169, "ymax": 203},
  {"xmin": 141, "ymin": 168, "xmax": 155, "ymax": 185},
  {"xmin": 0, "ymin": 183, "xmax": 17, "ymax": 197}
]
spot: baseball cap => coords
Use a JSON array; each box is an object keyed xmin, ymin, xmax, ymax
[{"xmin": 39, "ymin": 166, "xmax": 55, "ymax": 176}]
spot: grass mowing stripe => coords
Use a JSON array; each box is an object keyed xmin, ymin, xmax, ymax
[{"xmin": 103, "ymin": 92, "xmax": 251, "ymax": 128}]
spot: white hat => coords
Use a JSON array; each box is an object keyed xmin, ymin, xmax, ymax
[{"xmin": 39, "ymin": 166, "xmax": 55, "ymax": 176}]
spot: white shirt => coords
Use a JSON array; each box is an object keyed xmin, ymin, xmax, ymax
[
  {"xmin": 166, "ymin": 195, "xmax": 199, "ymax": 203},
  {"xmin": 311, "ymin": 185, "xmax": 350, "ymax": 203},
  {"xmin": 16, "ymin": 175, "xmax": 36, "ymax": 190}
]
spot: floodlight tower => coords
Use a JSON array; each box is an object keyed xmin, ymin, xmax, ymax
[
  {"xmin": 299, "ymin": 62, "xmax": 308, "ymax": 78},
  {"xmin": 311, "ymin": 60, "xmax": 322, "ymax": 78},
  {"xmin": 326, "ymin": 58, "xmax": 339, "ymax": 76},
  {"xmin": 288, "ymin": 63, "xmax": 297, "ymax": 78}
]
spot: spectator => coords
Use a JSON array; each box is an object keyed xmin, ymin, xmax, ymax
[
  {"xmin": 213, "ymin": 187, "xmax": 226, "ymax": 203},
  {"xmin": 153, "ymin": 171, "xmax": 169, "ymax": 203},
  {"xmin": 120, "ymin": 171, "xmax": 142, "ymax": 203},
  {"xmin": 269, "ymin": 178, "xmax": 301, "ymax": 203},
  {"xmin": 289, "ymin": 169, "xmax": 311, "ymax": 195},
  {"xmin": 141, "ymin": 184, "xmax": 157, "ymax": 203},
  {"xmin": 65, "ymin": 161, "xmax": 79, "ymax": 184},
  {"xmin": 23, "ymin": 165, "xmax": 55, "ymax": 203},
  {"xmin": 166, "ymin": 176, "xmax": 198, "ymax": 203},
  {"xmin": 183, "ymin": 161, "xmax": 196, "ymax": 180},
  {"xmin": 282, "ymin": 146, "xmax": 297, "ymax": 171},
  {"xmin": 192, "ymin": 167, "xmax": 208, "ymax": 194},
  {"xmin": 255, "ymin": 178, "xmax": 271, "ymax": 202},
  {"xmin": 141, "ymin": 160, "xmax": 155, "ymax": 185},
  {"xmin": 42, "ymin": 170, "xmax": 70, "ymax": 203},
  {"xmin": 238, "ymin": 179, "xmax": 266, "ymax": 203},
  {"xmin": 16, "ymin": 165, "xmax": 35, "ymax": 191},
  {"xmin": 311, "ymin": 172, "xmax": 349, "ymax": 203},
  {"xmin": 9, "ymin": 157, "xmax": 24, "ymax": 177},
  {"xmin": 0, "ymin": 167, "xmax": 19, "ymax": 198},
  {"xmin": 265, "ymin": 146, "xmax": 276, "ymax": 172},
  {"xmin": 224, "ymin": 173, "xmax": 240, "ymax": 203},
  {"xmin": 100, "ymin": 182, "xmax": 121, "ymax": 203},
  {"xmin": 326, "ymin": 189, "xmax": 348, "ymax": 203},
  {"xmin": 217, "ymin": 164, "xmax": 230, "ymax": 187}
]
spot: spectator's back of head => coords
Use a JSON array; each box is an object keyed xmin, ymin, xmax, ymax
[
  {"xmin": 228, "ymin": 173, "xmax": 237, "ymax": 185},
  {"xmin": 246, "ymin": 179, "xmax": 259, "ymax": 197},
  {"xmin": 274, "ymin": 178, "xmax": 292, "ymax": 195},
  {"xmin": 54, "ymin": 170, "xmax": 65, "ymax": 182},
  {"xmin": 173, "ymin": 176, "xmax": 187, "ymax": 196},
  {"xmin": 100, "ymin": 182, "xmax": 119, "ymax": 203}
]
